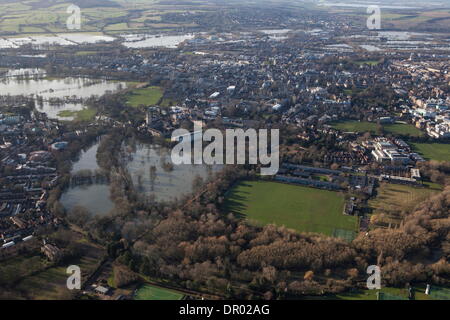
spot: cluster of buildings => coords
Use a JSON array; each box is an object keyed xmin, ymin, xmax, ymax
[
  {"xmin": 410, "ymin": 99, "xmax": 450, "ymax": 139},
  {"xmin": 368, "ymin": 137, "xmax": 425, "ymax": 165},
  {"xmin": 276, "ymin": 163, "xmax": 376, "ymax": 198},
  {"xmin": 392, "ymin": 60, "xmax": 450, "ymax": 139},
  {"xmin": 0, "ymin": 113, "xmax": 63, "ymax": 252}
]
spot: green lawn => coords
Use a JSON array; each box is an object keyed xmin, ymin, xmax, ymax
[
  {"xmin": 126, "ymin": 86, "xmax": 163, "ymax": 107},
  {"xmin": 331, "ymin": 121, "xmax": 423, "ymax": 137},
  {"xmin": 369, "ymin": 182, "xmax": 441, "ymax": 218},
  {"xmin": 332, "ymin": 121, "xmax": 378, "ymax": 133},
  {"xmin": 336, "ymin": 287, "xmax": 433, "ymax": 300},
  {"xmin": 411, "ymin": 142, "xmax": 450, "ymax": 162},
  {"xmin": 57, "ymin": 108, "xmax": 97, "ymax": 122},
  {"xmin": 383, "ymin": 123, "xmax": 424, "ymax": 137},
  {"xmin": 224, "ymin": 180, "xmax": 357, "ymax": 238},
  {"xmin": 354, "ymin": 60, "xmax": 381, "ymax": 66},
  {"xmin": 134, "ymin": 284, "xmax": 184, "ymax": 300}
]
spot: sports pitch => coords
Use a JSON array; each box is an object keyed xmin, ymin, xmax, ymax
[
  {"xmin": 224, "ymin": 180, "xmax": 358, "ymax": 239},
  {"xmin": 411, "ymin": 142, "xmax": 450, "ymax": 162},
  {"xmin": 126, "ymin": 86, "xmax": 163, "ymax": 107},
  {"xmin": 331, "ymin": 121, "xmax": 424, "ymax": 137},
  {"xmin": 369, "ymin": 182, "xmax": 442, "ymax": 217},
  {"xmin": 134, "ymin": 284, "xmax": 184, "ymax": 300}
]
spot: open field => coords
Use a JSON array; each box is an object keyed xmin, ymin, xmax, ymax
[
  {"xmin": 411, "ymin": 142, "xmax": 450, "ymax": 162},
  {"xmin": 331, "ymin": 121, "xmax": 424, "ymax": 137},
  {"xmin": 57, "ymin": 108, "xmax": 97, "ymax": 121},
  {"xmin": 134, "ymin": 284, "xmax": 184, "ymax": 300},
  {"xmin": 336, "ymin": 287, "xmax": 433, "ymax": 300},
  {"xmin": 313, "ymin": 4, "xmax": 450, "ymax": 31},
  {"xmin": 332, "ymin": 121, "xmax": 378, "ymax": 133},
  {"xmin": 0, "ymin": 230, "xmax": 106, "ymax": 300},
  {"xmin": 0, "ymin": 0, "xmax": 202, "ymax": 36},
  {"xmin": 368, "ymin": 182, "xmax": 441, "ymax": 218},
  {"xmin": 14, "ymin": 237, "xmax": 105, "ymax": 299},
  {"xmin": 224, "ymin": 180, "xmax": 357, "ymax": 238},
  {"xmin": 126, "ymin": 86, "xmax": 163, "ymax": 107},
  {"xmin": 383, "ymin": 123, "xmax": 424, "ymax": 137},
  {"xmin": 353, "ymin": 60, "xmax": 381, "ymax": 66}
]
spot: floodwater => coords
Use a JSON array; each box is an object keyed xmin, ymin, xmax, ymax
[
  {"xmin": 71, "ymin": 142, "xmax": 101, "ymax": 173},
  {"xmin": 318, "ymin": 2, "xmax": 420, "ymax": 9},
  {"xmin": 122, "ymin": 33, "xmax": 195, "ymax": 48},
  {"xmin": 0, "ymin": 72, "xmax": 127, "ymax": 120},
  {"xmin": 122, "ymin": 142, "xmax": 222, "ymax": 202},
  {"xmin": 360, "ymin": 45, "xmax": 382, "ymax": 52},
  {"xmin": 0, "ymin": 34, "xmax": 115, "ymax": 49},
  {"xmin": 259, "ymin": 29, "xmax": 292, "ymax": 35},
  {"xmin": 61, "ymin": 140, "xmax": 114, "ymax": 216},
  {"xmin": 61, "ymin": 140, "xmax": 222, "ymax": 214},
  {"xmin": 60, "ymin": 184, "xmax": 114, "ymax": 216},
  {"xmin": 2, "ymin": 68, "xmax": 46, "ymax": 78}
]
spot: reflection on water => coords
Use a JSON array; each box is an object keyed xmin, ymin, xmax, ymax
[
  {"xmin": 0, "ymin": 74, "xmax": 127, "ymax": 120},
  {"xmin": 2, "ymin": 68, "xmax": 46, "ymax": 78},
  {"xmin": 60, "ymin": 184, "xmax": 114, "ymax": 216},
  {"xmin": 122, "ymin": 33, "xmax": 195, "ymax": 48},
  {"xmin": 1, "ymin": 34, "xmax": 115, "ymax": 49},
  {"xmin": 123, "ymin": 142, "xmax": 222, "ymax": 202},
  {"xmin": 71, "ymin": 141, "xmax": 101, "ymax": 173},
  {"xmin": 61, "ymin": 140, "xmax": 114, "ymax": 216},
  {"xmin": 0, "ymin": 76, "xmax": 126, "ymax": 98},
  {"xmin": 61, "ymin": 140, "xmax": 223, "ymax": 215}
]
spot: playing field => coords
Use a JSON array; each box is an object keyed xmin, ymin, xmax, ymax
[
  {"xmin": 383, "ymin": 124, "xmax": 424, "ymax": 137},
  {"xmin": 336, "ymin": 287, "xmax": 433, "ymax": 301},
  {"xmin": 126, "ymin": 86, "xmax": 163, "ymax": 107},
  {"xmin": 332, "ymin": 121, "xmax": 378, "ymax": 133},
  {"xmin": 57, "ymin": 108, "xmax": 97, "ymax": 122},
  {"xmin": 224, "ymin": 181, "xmax": 357, "ymax": 238},
  {"xmin": 331, "ymin": 121, "xmax": 423, "ymax": 137},
  {"xmin": 134, "ymin": 284, "xmax": 184, "ymax": 300},
  {"xmin": 411, "ymin": 142, "xmax": 450, "ymax": 162},
  {"xmin": 429, "ymin": 286, "xmax": 450, "ymax": 300},
  {"xmin": 369, "ymin": 182, "xmax": 441, "ymax": 218}
]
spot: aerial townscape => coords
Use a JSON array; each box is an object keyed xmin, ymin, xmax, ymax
[{"xmin": 0, "ymin": 0, "xmax": 450, "ymax": 304}]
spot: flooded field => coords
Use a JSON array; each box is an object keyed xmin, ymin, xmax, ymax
[
  {"xmin": 122, "ymin": 142, "xmax": 222, "ymax": 202},
  {"xmin": 121, "ymin": 33, "xmax": 196, "ymax": 48},
  {"xmin": 60, "ymin": 184, "xmax": 114, "ymax": 217},
  {"xmin": 61, "ymin": 139, "xmax": 222, "ymax": 215},
  {"xmin": 61, "ymin": 140, "xmax": 114, "ymax": 216},
  {"xmin": 0, "ymin": 33, "xmax": 115, "ymax": 49},
  {"xmin": 0, "ymin": 71, "xmax": 127, "ymax": 120}
]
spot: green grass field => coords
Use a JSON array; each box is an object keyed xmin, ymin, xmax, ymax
[
  {"xmin": 429, "ymin": 286, "xmax": 450, "ymax": 300},
  {"xmin": 336, "ymin": 287, "xmax": 433, "ymax": 300},
  {"xmin": 224, "ymin": 181, "xmax": 358, "ymax": 238},
  {"xmin": 126, "ymin": 86, "xmax": 163, "ymax": 107},
  {"xmin": 383, "ymin": 123, "xmax": 424, "ymax": 137},
  {"xmin": 332, "ymin": 121, "xmax": 378, "ymax": 133},
  {"xmin": 57, "ymin": 108, "xmax": 96, "ymax": 122},
  {"xmin": 331, "ymin": 121, "xmax": 423, "ymax": 137},
  {"xmin": 5, "ymin": 233, "xmax": 106, "ymax": 299},
  {"xmin": 0, "ymin": 0, "xmax": 195, "ymax": 36},
  {"xmin": 411, "ymin": 142, "xmax": 450, "ymax": 162},
  {"xmin": 369, "ymin": 182, "xmax": 441, "ymax": 216},
  {"xmin": 134, "ymin": 284, "xmax": 184, "ymax": 300},
  {"xmin": 353, "ymin": 60, "xmax": 381, "ymax": 66}
]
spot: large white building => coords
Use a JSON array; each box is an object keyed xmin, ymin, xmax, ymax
[{"xmin": 371, "ymin": 138, "xmax": 411, "ymax": 164}]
